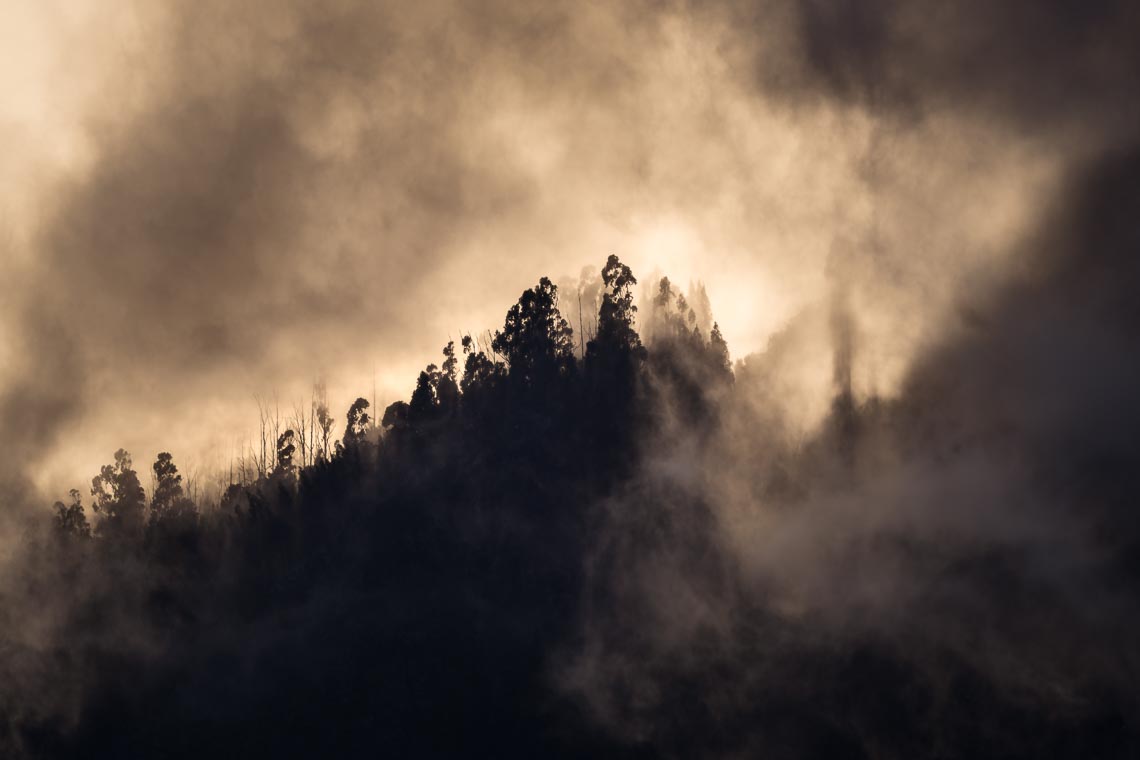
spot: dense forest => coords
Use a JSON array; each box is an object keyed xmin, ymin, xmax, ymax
[{"xmin": 4, "ymin": 240, "xmax": 1140, "ymax": 758}]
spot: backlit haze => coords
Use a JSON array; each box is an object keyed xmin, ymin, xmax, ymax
[{"xmin": 0, "ymin": 0, "xmax": 1112, "ymax": 502}]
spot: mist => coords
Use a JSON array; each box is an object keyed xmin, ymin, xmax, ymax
[
  {"xmin": 1, "ymin": 0, "xmax": 1138, "ymax": 757},
  {"xmin": 3, "ymin": 0, "xmax": 1068, "ymax": 497}
]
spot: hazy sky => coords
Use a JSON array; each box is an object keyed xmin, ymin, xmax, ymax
[{"xmin": 1, "ymin": 0, "xmax": 1133, "ymax": 501}]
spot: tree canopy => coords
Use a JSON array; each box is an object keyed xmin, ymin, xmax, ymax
[{"xmin": 10, "ymin": 254, "xmax": 1131, "ymax": 760}]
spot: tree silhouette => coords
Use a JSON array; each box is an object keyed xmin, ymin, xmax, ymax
[
  {"xmin": 275, "ymin": 430, "xmax": 297, "ymax": 475},
  {"xmin": 438, "ymin": 341, "xmax": 460, "ymax": 418},
  {"xmin": 152, "ymin": 452, "xmax": 182, "ymax": 512},
  {"xmin": 584, "ymin": 255, "xmax": 646, "ymax": 470},
  {"xmin": 588, "ymin": 254, "xmax": 644, "ymax": 360},
  {"xmin": 409, "ymin": 366, "xmax": 440, "ymax": 424},
  {"xmin": 645, "ymin": 277, "xmax": 732, "ymax": 430},
  {"xmin": 492, "ymin": 277, "xmax": 576, "ymax": 389},
  {"xmin": 710, "ymin": 322, "xmax": 731, "ymax": 375},
  {"xmin": 343, "ymin": 397, "xmax": 371, "ymax": 448},
  {"xmin": 145, "ymin": 452, "xmax": 199, "ymax": 559},
  {"xmin": 460, "ymin": 334, "xmax": 504, "ymax": 396},
  {"xmin": 314, "ymin": 384, "xmax": 335, "ymax": 462},
  {"xmin": 27, "ymin": 253, "xmax": 1120, "ymax": 760},
  {"xmin": 52, "ymin": 489, "xmax": 90, "ymax": 539},
  {"xmin": 381, "ymin": 399, "xmax": 410, "ymax": 431},
  {"xmin": 90, "ymin": 448, "xmax": 146, "ymax": 539}
]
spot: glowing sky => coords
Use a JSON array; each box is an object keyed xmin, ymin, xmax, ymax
[{"xmin": 0, "ymin": 1, "xmax": 1099, "ymax": 500}]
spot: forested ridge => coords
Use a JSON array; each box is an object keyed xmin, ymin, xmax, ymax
[{"xmin": 5, "ymin": 247, "xmax": 1140, "ymax": 759}]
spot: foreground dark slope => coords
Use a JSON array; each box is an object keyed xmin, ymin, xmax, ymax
[{"xmin": 3, "ymin": 205, "xmax": 1140, "ymax": 758}]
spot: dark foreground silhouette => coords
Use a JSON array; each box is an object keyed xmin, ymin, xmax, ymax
[{"xmin": 4, "ymin": 211, "xmax": 1140, "ymax": 758}]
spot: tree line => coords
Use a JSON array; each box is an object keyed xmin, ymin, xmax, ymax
[
  {"xmin": 15, "ymin": 253, "xmax": 1133, "ymax": 759},
  {"xmin": 23, "ymin": 255, "xmax": 739, "ymax": 758},
  {"xmin": 50, "ymin": 255, "xmax": 732, "ymax": 546}
]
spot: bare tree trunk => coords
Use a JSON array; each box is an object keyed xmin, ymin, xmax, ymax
[
  {"xmin": 255, "ymin": 396, "xmax": 266, "ymax": 480},
  {"xmin": 291, "ymin": 400, "xmax": 306, "ymax": 470},
  {"xmin": 184, "ymin": 464, "xmax": 198, "ymax": 504},
  {"xmin": 578, "ymin": 287, "xmax": 586, "ymax": 359}
]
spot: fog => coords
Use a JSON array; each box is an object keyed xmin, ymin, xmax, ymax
[
  {"xmin": 1, "ymin": 2, "xmax": 1138, "ymax": 757},
  {"xmin": 1, "ymin": 0, "xmax": 1076, "ymax": 501}
]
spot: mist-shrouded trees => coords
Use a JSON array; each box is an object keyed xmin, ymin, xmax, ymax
[
  {"xmin": 409, "ymin": 366, "xmax": 439, "ymax": 425},
  {"xmin": 29, "ymin": 249, "xmax": 1136, "ymax": 759},
  {"xmin": 381, "ymin": 399, "xmax": 410, "ymax": 431},
  {"xmin": 52, "ymin": 489, "xmax": 90, "ymax": 540},
  {"xmin": 459, "ymin": 334, "xmax": 504, "ymax": 396},
  {"xmin": 30, "ymin": 256, "xmax": 759, "ymax": 759},
  {"xmin": 314, "ymin": 382, "xmax": 336, "ymax": 462},
  {"xmin": 450, "ymin": 334, "xmax": 506, "ymax": 434},
  {"xmin": 57, "ymin": 257, "xmax": 723, "ymax": 544},
  {"xmin": 150, "ymin": 451, "xmax": 198, "ymax": 525},
  {"xmin": 585, "ymin": 256, "xmax": 645, "ymax": 385},
  {"xmin": 275, "ymin": 431, "xmax": 296, "ymax": 475},
  {"xmin": 583, "ymin": 255, "xmax": 646, "ymax": 470},
  {"xmin": 709, "ymin": 322, "xmax": 730, "ymax": 374},
  {"xmin": 438, "ymin": 341, "xmax": 460, "ymax": 418},
  {"xmin": 151, "ymin": 452, "xmax": 182, "ymax": 515},
  {"xmin": 147, "ymin": 452, "xmax": 200, "ymax": 556},
  {"xmin": 404, "ymin": 343, "xmax": 463, "ymax": 429},
  {"xmin": 21, "ymin": 224, "xmax": 1140, "ymax": 760},
  {"xmin": 645, "ymin": 276, "xmax": 734, "ymax": 429},
  {"xmin": 342, "ymin": 397, "xmax": 371, "ymax": 448},
  {"xmin": 588, "ymin": 254, "xmax": 643, "ymax": 361},
  {"xmin": 492, "ymin": 277, "xmax": 576, "ymax": 391},
  {"xmin": 90, "ymin": 448, "xmax": 147, "ymax": 539}
]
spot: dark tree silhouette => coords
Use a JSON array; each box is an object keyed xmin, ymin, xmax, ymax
[
  {"xmin": 409, "ymin": 366, "xmax": 439, "ymax": 424},
  {"xmin": 151, "ymin": 453, "xmax": 182, "ymax": 515},
  {"xmin": 381, "ymin": 399, "xmax": 410, "ymax": 431},
  {"xmin": 492, "ymin": 277, "xmax": 576, "ymax": 389},
  {"xmin": 709, "ymin": 321, "xmax": 731, "ymax": 376},
  {"xmin": 314, "ymin": 387, "xmax": 335, "ymax": 462},
  {"xmin": 150, "ymin": 451, "xmax": 198, "ymax": 526},
  {"xmin": 438, "ymin": 341, "xmax": 460, "ymax": 417},
  {"xmin": 52, "ymin": 488, "xmax": 90, "ymax": 539},
  {"xmin": 18, "ymin": 254, "xmax": 1136, "ymax": 760},
  {"xmin": 342, "ymin": 397, "xmax": 371, "ymax": 447},
  {"xmin": 275, "ymin": 430, "xmax": 296, "ymax": 474},
  {"xmin": 587, "ymin": 254, "xmax": 643, "ymax": 360},
  {"xmin": 643, "ymin": 276, "xmax": 734, "ymax": 430},
  {"xmin": 460, "ymin": 334, "xmax": 505, "ymax": 396},
  {"xmin": 584, "ymin": 255, "xmax": 646, "ymax": 472},
  {"xmin": 90, "ymin": 448, "xmax": 146, "ymax": 539}
]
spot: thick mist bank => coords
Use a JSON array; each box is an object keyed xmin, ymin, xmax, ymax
[
  {"xmin": 3, "ymin": 198, "xmax": 1140, "ymax": 755},
  {"xmin": 6, "ymin": 0, "xmax": 1101, "ymax": 499},
  {"xmin": 2, "ymin": 1, "xmax": 1139, "ymax": 757}
]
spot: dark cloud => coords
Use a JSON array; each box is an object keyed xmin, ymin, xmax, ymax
[{"xmin": 702, "ymin": 0, "xmax": 1140, "ymax": 134}]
